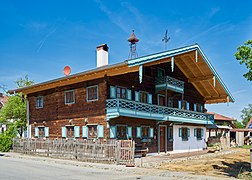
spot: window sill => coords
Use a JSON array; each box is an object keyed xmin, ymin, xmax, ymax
[
  {"xmin": 197, "ymin": 138, "xmax": 202, "ymax": 140},
  {"xmin": 182, "ymin": 138, "xmax": 188, "ymax": 141},
  {"xmin": 141, "ymin": 138, "xmax": 151, "ymax": 143}
]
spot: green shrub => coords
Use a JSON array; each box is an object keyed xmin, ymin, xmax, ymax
[{"xmin": 0, "ymin": 126, "xmax": 17, "ymax": 152}]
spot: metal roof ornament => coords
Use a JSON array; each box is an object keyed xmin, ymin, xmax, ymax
[{"xmin": 128, "ymin": 30, "xmax": 139, "ymax": 59}]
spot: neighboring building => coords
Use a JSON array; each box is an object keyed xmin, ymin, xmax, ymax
[
  {"xmin": 0, "ymin": 93, "xmax": 8, "ymax": 134},
  {"xmin": 9, "ymin": 42, "xmax": 234, "ymax": 153},
  {"xmin": 206, "ymin": 112, "xmax": 235, "ymax": 148}
]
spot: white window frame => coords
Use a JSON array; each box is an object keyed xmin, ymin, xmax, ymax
[
  {"xmin": 64, "ymin": 90, "xmax": 75, "ymax": 104},
  {"xmin": 86, "ymin": 85, "xmax": 99, "ymax": 102},
  {"xmin": 36, "ymin": 96, "xmax": 44, "ymax": 109}
]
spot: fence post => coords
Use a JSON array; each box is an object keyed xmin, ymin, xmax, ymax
[
  {"xmin": 47, "ymin": 139, "xmax": 50, "ymax": 157},
  {"xmin": 75, "ymin": 141, "xmax": 78, "ymax": 159},
  {"xmin": 250, "ymin": 148, "xmax": 252, "ymax": 175}
]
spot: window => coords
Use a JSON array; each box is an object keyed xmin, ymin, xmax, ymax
[
  {"xmin": 158, "ymin": 94, "xmax": 165, "ymax": 106},
  {"xmin": 194, "ymin": 103, "xmax": 203, "ymax": 112},
  {"xmin": 140, "ymin": 92, "xmax": 148, "ymax": 103},
  {"xmin": 116, "ymin": 125, "xmax": 127, "ymax": 139},
  {"xmin": 87, "ymin": 85, "xmax": 98, "ymax": 101},
  {"xmin": 36, "ymin": 96, "xmax": 44, "ymax": 108},
  {"xmin": 179, "ymin": 127, "xmax": 189, "ymax": 141},
  {"xmin": 168, "ymin": 126, "xmax": 173, "ymax": 140},
  {"xmin": 195, "ymin": 128, "xmax": 203, "ymax": 140},
  {"xmin": 142, "ymin": 126, "xmax": 149, "ymax": 139},
  {"xmin": 66, "ymin": 126, "xmax": 74, "ymax": 138},
  {"xmin": 38, "ymin": 127, "xmax": 45, "ymax": 138},
  {"xmin": 116, "ymin": 87, "xmax": 126, "ymax": 99},
  {"xmin": 65, "ymin": 90, "xmax": 75, "ymax": 104},
  {"xmin": 157, "ymin": 68, "xmax": 165, "ymax": 77},
  {"xmin": 88, "ymin": 125, "xmax": 97, "ymax": 138},
  {"xmin": 183, "ymin": 101, "xmax": 190, "ymax": 110}
]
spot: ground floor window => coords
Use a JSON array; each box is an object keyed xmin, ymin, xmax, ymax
[
  {"xmin": 88, "ymin": 125, "xmax": 97, "ymax": 138},
  {"xmin": 179, "ymin": 127, "xmax": 190, "ymax": 141},
  {"xmin": 35, "ymin": 126, "xmax": 49, "ymax": 138},
  {"xmin": 194, "ymin": 128, "xmax": 203, "ymax": 140},
  {"xmin": 117, "ymin": 125, "xmax": 127, "ymax": 139},
  {"xmin": 167, "ymin": 126, "xmax": 173, "ymax": 141},
  {"xmin": 66, "ymin": 126, "xmax": 74, "ymax": 138},
  {"xmin": 38, "ymin": 127, "xmax": 45, "ymax": 138},
  {"xmin": 142, "ymin": 126, "xmax": 149, "ymax": 139}
]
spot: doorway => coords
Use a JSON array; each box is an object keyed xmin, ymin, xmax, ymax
[{"xmin": 159, "ymin": 126, "xmax": 167, "ymax": 152}]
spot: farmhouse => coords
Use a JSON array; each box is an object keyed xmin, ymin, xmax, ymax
[{"xmin": 10, "ymin": 36, "xmax": 234, "ymax": 154}]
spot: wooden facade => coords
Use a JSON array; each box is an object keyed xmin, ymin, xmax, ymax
[{"xmin": 12, "ymin": 44, "xmax": 234, "ymax": 154}]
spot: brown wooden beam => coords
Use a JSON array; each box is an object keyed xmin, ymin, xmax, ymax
[
  {"xmin": 188, "ymin": 75, "xmax": 214, "ymax": 83},
  {"xmin": 204, "ymin": 94, "xmax": 227, "ymax": 101}
]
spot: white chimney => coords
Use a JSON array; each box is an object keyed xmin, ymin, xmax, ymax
[{"xmin": 96, "ymin": 44, "xmax": 108, "ymax": 67}]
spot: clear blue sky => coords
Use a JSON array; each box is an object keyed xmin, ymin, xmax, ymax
[{"xmin": 0, "ymin": 1, "xmax": 252, "ymax": 121}]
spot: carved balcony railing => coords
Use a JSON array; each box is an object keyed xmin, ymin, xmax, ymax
[
  {"xmin": 106, "ymin": 99, "xmax": 214, "ymax": 125},
  {"xmin": 155, "ymin": 76, "xmax": 184, "ymax": 94}
]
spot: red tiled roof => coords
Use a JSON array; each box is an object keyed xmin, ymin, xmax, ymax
[
  {"xmin": 0, "ymin": 95, "xmax": 8, "ymax": 106},
  {"xmin": 207, "ymin": 112, "xmax": 235, "ymax": 121}
]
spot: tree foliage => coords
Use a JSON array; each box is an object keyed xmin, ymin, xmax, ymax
[
  {"xmin": 240, "ymin": 104, "xmax": 252, "ymax": 128},
  {"xmin": 0, "ymin": 75, "xmax": 34, "ymax": 137},
  {"xmin": 233, "ymin": 120, "xmax": 243, "ymax": 129},
  {"xmin": 235, "ymin": 40, "xmax": 252, "ymax": 81}
]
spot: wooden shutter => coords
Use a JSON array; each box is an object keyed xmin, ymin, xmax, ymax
[
  {"xmin": 61, "ymin": 127, "xmax": 66, "ymax": 138},
  {"xmin": 147, "ymin": 94, "xmax": 152, "ymax": 104},
  {"xmin": 201, "ymin": 128, "xmax": 204, "ymax": 137},
  {"xmin": 178, "ymin": 100, "xmax": 182, "ymax": 109},
  {"xmin": 35, "ymin": 127, "xmax": 39, "ymax": 137},
  {"xmin": 126, "ymin": 89, "xmax": 132, "ymax": 100},
  {"xmin": 135, "ymin": 91, "xmax": 140, "ymax": 102},
  {"xmin": 194, "ymin": 128, "xmax": 197, "ymax": 137},
  {"xmin": 97, "ymin": 125, "xmax": 104, "ymax": 138},
  {"xmin": 187, "ymin": 128, "xmax": 190, "ymax": 137},
  {"xmin": 45, "ymin": 127, "xmax": 49, "ymax": 137},
  {"xmin": 136, "ymin": 127, "xmax": 142, "ymax": 138},
  {"xmin": 127, "ymin": 126, "xmax": 132, "ymax": 138},
  {"xmin": 110, "ymin": 86, "xmax": 116, "ymax": 98},
  {"xmin": 110, "ymin": 126, "xmax": 116, "ymax": 138},
  {"xmin": 194, "ymin": 104, "xmax": 197, "ymax": 111},
  {"xmin": 186, "ymin": 102, "xmax": 190, "ymax": 110},
  {"xmin": 178, "ymin": 128, "xmax": 182, "ymax": 137},
  {"xmin": 82, "ymin": 126, "xmax": 88, "ymax": 138},
  {"xmin": 200, "ymin": 105, "xmax": 203, "ymax": 112},
  {"xmin": 149, "ymin": 127, "xmax": 154, "ymax": 138},
  {"xmin": 74, "ymin": 126, "xmax": 80, "ymax": 138}
]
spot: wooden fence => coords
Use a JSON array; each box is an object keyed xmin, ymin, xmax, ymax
[{"xmin": 12, "ymin": 138, "xmax": 135, "ymax": 165}]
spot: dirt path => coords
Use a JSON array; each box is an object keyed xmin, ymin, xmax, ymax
[{"xmin": 159, "ymin": 148, "xmax": 251, "ymax": 179}]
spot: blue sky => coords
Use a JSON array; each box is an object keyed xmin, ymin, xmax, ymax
[{"xmin": 0, "ymin": 1, "xmax": 252, "ymax": 121}]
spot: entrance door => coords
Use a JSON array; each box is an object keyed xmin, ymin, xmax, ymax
[
  {"xmin": 160, "ymin": 126, "xmax": 166, "ymax": 152},
  {"xmin": 167, "ymin": 126, "xmax": 173, "ymax": 151}
]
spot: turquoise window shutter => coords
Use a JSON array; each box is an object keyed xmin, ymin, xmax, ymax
[
  {"xmin": 136, "ymin": 127, "xmax": 141, "ymax": 138},
  {"xmin": 110, "ymin": 86, "xmax": 116, "ymax": 98},
  {"xmin": 62, "ymin": 127, "xmax": 66, "ymax": 138},
  {"xmin": 126, "ymin": 89, "xmax": 132, "ymax": 100},
  {"xmin": 35, "ymin": 127, "xmax": 39, "ymax": 137},
  {"xmin": 201, "ymin": 129, "xmax": 204, "ymax": 137},
  {"xmin": 178, "ymin": 100, "xmax": 182, "ymax": 109},
  {"xmin": 45, "ymin": 127, "xmax": 49, "ymax": 137},
  {"xmin": 200, "ymin": 105, "xmax": 203, "ymax": 112},
  {"xmin": 97, "ymin": 125, "xmax": 104, "ymax": 138},
  {"xmin": 187, "ymin": 128, "xmax": 190, "ymax": 137},
  {"xmin": 194, "ymin": 128, "xmax": 197, "ymax": 137},
  {"xmin": 167, "ymin": 127, "xmax": 170, "ymax": 139},
  {"xmin": 147, "ymin": 94, "xmax": 152, "ymax": 104},
  {"xmin": 135, "ymin": 91, "xmax": 140, "ymax": 102},
  {"xmin": 178, "ymin": 128, "xmax": 182, "ymax": 137},
  {"xmin": 186, "ymin": 102, "xmax": 190, "ymax": 110},
  {"xmin": 74, "ymin": 126, "xmax": 80, "ymax": 138},
  {"xmin": 149, "ymin": 127, "xmax": 154, "ymax": 138},
  {"xmin": 194, "ymin": 104, "xmax": 197, "ymax": 111},
  {"xmin": 127, "ymin": 126, "xmax": 132, "ymax": 138},
  {"xmin": 82, "ymin": 126, "xmax": 88, "ymax": 138},
  {"xmin": 110, "ymin": 126, "xmax": 116, "ymax": 138}
]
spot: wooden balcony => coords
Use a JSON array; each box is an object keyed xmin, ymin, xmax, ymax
[
  {"xmin": 106, "ymin": 99, "xmax": 214, "ymax": 125},
  {"xmin": 155, "ymin": 76, "xmax": 184, "ymax": 94}
]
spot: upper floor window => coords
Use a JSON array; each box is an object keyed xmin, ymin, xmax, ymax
[
  {"xmin": 65, "ymin": 90, "xmax": 75, "ymax": 104},
  {"xmin": 140, "ymin": 91, "xmax": 148, "ymax": 103},
  {"xmin": 157, "ymin": 68, "xmax": 165, "ymax": 77},
  {"xmin": 194, "ymin": 103, "xmax": 203, "ymax": 112},
  {"xmin": 87, "ymin": 85, "xmax": 98, "ymax": 101},
  {"xmin": 36, "ymin": 96, "xmax": 44, "ymax": 108},
  {"xmin": 116, "ymin": 87, "xmax": 126, "ymax": 99}
]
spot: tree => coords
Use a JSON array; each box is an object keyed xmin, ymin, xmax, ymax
[
  {"xmin": 233, "ymin": 120, "xmax": 243, "ymax": 129},
  {"xmin": 240, "ymin": 104, "xmax": 252, "ymax": 128},
  {"xmin": 235, "ymin": 40, "xmax": 252, "ymax": 81},
  {"xmin": 0, "ymin": 75, "xmax": 34, "ymax": 137}
]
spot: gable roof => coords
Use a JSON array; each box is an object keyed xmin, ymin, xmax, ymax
[
  {"xmin": 207, "ymin": 112, "xmax": 235, "ymax": 121},
  {"xmin": 9, "ymin": 44, "xmax": 234, "ymax": 104}
]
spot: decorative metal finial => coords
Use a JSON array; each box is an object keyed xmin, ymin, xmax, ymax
[
  {"xmin": 128, "ymin": 30, "xmax": 139, "ymax": 59},
  {"xmin": 162, "ymin": 30, "xmax": 170, "ymax": 50}
]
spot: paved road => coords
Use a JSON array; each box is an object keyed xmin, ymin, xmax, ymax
[{"xmin": 0, "ymin": 153, "xmax": 231, "ymax": 180}]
